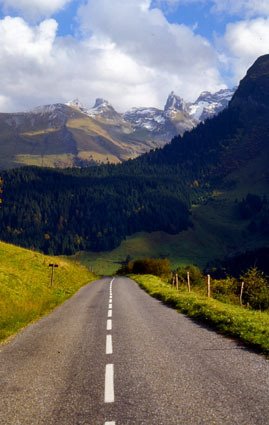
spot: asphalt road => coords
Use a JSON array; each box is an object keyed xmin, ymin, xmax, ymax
[{"xmin": 1, "ymin": 277, "xmax": 269, "ymax": 425}]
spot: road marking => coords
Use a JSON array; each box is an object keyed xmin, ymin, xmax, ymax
[
  {"xmin": 109, "ymin": 303, "xmax": 112, "ymax": 309},
  {"xmin": 106, "ymin": 335, "xmax": 113, "ymax": 354},
  {"xmin": 107, "ymin": 319, "xmax": 112, "ymax": 331},
  {"xmin": 105, "ymin": 364, "xmax": 114, "ymax": 403},
  {"xmin": 105, "ymin": 422, "xmax": 115, "ymax": 425},
  {"xmin": 108, "ymin": 310, "xmax": 112, "ymax": 318}
]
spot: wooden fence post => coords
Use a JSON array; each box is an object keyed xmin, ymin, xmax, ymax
[
  {"xmin": 175, "ymin": 273, "xmax": 179, "ymax": 291},
  {"xmin": 187, "ymin": 271, "xmax": 191, "ymax": 293},
  {"xmin": 207, "ymin": 274, "xmax": 211, "ymax": 298},
  {"xmin": 240, "ymin": 281, "xmax": 244, "ymax": 306}
]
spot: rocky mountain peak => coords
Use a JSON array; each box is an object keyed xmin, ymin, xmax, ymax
[
  {"xmin": 88, "ymin": 98, "xmax": 122, "ymax": 121},
  {"xmin": 66, "ymin": 98, "xmax": 84, "ymax": 109},
  {"xmin": 93, "ymin": 98, "xmax": 111, "ymax": 109},
  {"xmin": 164, "ymin": 91, "xmax": 187, "ymax": 112}
]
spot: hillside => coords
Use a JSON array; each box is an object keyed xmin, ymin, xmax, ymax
[
  {"xmin": 0, "ymin": 55, "xmax": 268, "ymax": 268},
  {"xmin": 0, "ymin": 241, "xmax": 95, "ymax": 342}
]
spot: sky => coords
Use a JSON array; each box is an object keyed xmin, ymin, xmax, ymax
[{"xmin": 0, "ymin": 0, "xmax": 268, "ymax": 112}]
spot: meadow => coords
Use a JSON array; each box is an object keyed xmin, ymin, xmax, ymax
[{"xmin": 0, "ymin": 241, "xmax": 95, "ymax": 342}]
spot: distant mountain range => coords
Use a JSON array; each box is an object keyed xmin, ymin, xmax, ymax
[{"xmin": 0, "ymin": 88, "xmax": 235, "ymax": 169}]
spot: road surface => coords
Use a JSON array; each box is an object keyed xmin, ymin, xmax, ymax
[{"xmin": 1, "ymin": 277, "xmax": 269, "ymax": 424}]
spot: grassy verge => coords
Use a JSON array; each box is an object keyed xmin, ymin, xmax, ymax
[
  {"xmin": 0, "ymin": 241, "xmax": 96, "ymax": 343},
  {"xmin": 132, "ymin": 274, "xmax": 269, "ymax": 355}
]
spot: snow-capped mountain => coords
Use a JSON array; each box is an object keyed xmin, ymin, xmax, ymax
[
  {"xmin": 122, "ymin": 88, "xmax": 236, "ymax": 142},
  {"xmin": 0, "ymin": 87, "xmax": 236, "ymax": 170},
  {"xmin": 188, "ymin": 88, "xmax": 236, "ymax": 121},
  {"xmin": 123, "ymin": 107, "xmax": 165, "ymax": 132},
  {"xmin": 164, "ymin": 91, "xmax": 188, "ymax": 116},
  {"xmin": 67, "ymin": 97, "xmax": 124, "ymax": 123},
  {"xmin": 123, "ymin": 92, "xmax": 195, "ymax": 142},
  {"xmin": 65, "ymin": 87, "xmax": 236, "ymax": 141}
]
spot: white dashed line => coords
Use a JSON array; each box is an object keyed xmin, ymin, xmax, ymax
[
  {"xmin": 105, "ymin": 364, "xmax": 114, "ymax": 403},
  {"xmin": 104, "ymin": 279, "xmax": 115, "ymax": 423},
  {"xmin": 106, "ymin": 335, "xmax": 113, "ymax": 354},
  {"xmin": 107, "ymin": 319, "xmax": 112, "ymax": 331}
]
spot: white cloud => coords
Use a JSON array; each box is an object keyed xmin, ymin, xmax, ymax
[
  {"xmin": 211, "ymin": 0, "xmax": 269, "ymax": 18},
  {"xmin": 155, "ymin": 0, "xmax": 269, "ymax": 18},
  {"xmin": 0, "ymin": 0, "xmax": 72, "ymax": 20},
  {"xmin": 78, "ymin": 0, "xmax": 224, "ymax": 100},
  {"xmin": 221, "ymin": 18, "xmax": 269, "ymax": 83},
  {"xmin": 0, "ymin": 1, "xmax": 227, "ymax": 113},
  {"xmin": 0, "ymin": 15, "xmax": 161, "ymax": 112}
]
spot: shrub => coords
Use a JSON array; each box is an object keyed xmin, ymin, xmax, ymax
[
  {"xmin": 211, "ymin": 276, "xmax": 238, "ymax": 304},
  {"xmin": 241, "ymin": 267, "xmax": 269, "ymax": 310},
  {"xmin": 176, "ymin": 264, "xmax": 203, "ymax": 286},
  {"xmin": 117, "ymin": 258, "xmax": 171, "ymax": 278}
]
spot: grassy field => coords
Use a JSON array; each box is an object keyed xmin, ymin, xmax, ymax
[
  {"xmin": 132, "ymin": 274, "xmax": 269, "ymax": 355},
  {"xmin": 0, "ymin": 241, "xmax": 96, "ymax": 343}
]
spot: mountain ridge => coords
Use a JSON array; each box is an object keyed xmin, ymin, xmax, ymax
[{"xmin": 0, "ymin": 87, "xmax": 235, "ymax": 170}]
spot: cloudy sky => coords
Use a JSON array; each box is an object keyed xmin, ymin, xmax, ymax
[{"xmin": 0, "ymin": 0, "xmax": 268, "ymax": 112}]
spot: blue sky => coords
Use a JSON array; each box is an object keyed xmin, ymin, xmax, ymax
[{"xmin": 0, "ymin": 0, "xmax": 268, "ymax": 112}]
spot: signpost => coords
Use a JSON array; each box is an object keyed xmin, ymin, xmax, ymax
[{"xmin": 49, "ymin": 263, "xmax": 58, "ymax": 286}]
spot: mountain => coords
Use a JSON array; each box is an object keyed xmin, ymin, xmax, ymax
[
  {"xmin": 123, "ymin": 89, "xmax": 236, "ymax": 144},
  {"xmin": 122, "ymin": 92, "xmax": 195, "ymax": 147},
  {"xmin": 0, "ymin": 88, "xmax": 235, "ymax": 170},
  {"xmin": 0, "ymin": 101, "xmax": 158, "ymax": 170},
  {"xmin": 0, "ymin": 54, "xmax": 268, "ymax": 265},
  {"xmin": 188, "ymin": 88, "xmax": 235, "ymax": 121}
]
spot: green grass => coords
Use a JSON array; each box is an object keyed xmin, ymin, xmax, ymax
[
  {"xmin": 132, "ymin": 274, "xmax": 269, "ymax": 355},
  {"xmin": 0, "ymin": 241, "xmax": 96, "ymax": 342}
]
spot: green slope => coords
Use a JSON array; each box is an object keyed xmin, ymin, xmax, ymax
[{"xmin": 0, "ymin": 241, "xmax": 96, "ymax": 342}]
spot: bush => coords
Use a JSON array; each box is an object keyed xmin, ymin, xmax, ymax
[
  {"xmin": 117, "ymin": 258, "xmax": 171, "ymax": 278},
  {"xmin": 241, "ymin": 267, "xmax": 269, "ymax": 310},
  {"xmin": 176, "ymin": 264, "xmax": 203, "ymax": 286},
  {"xmin": 211, "ymin": 277, "xmax": 239, "ymax": 304}
]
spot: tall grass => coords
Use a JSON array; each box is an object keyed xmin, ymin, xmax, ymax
[
  {"xmin": 132, "ymin": 274, "xmax": 269, "ymax": 355},
  {"xmin": 0, "ymin": 241, "xmax": 95, "ymax": 342}
]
